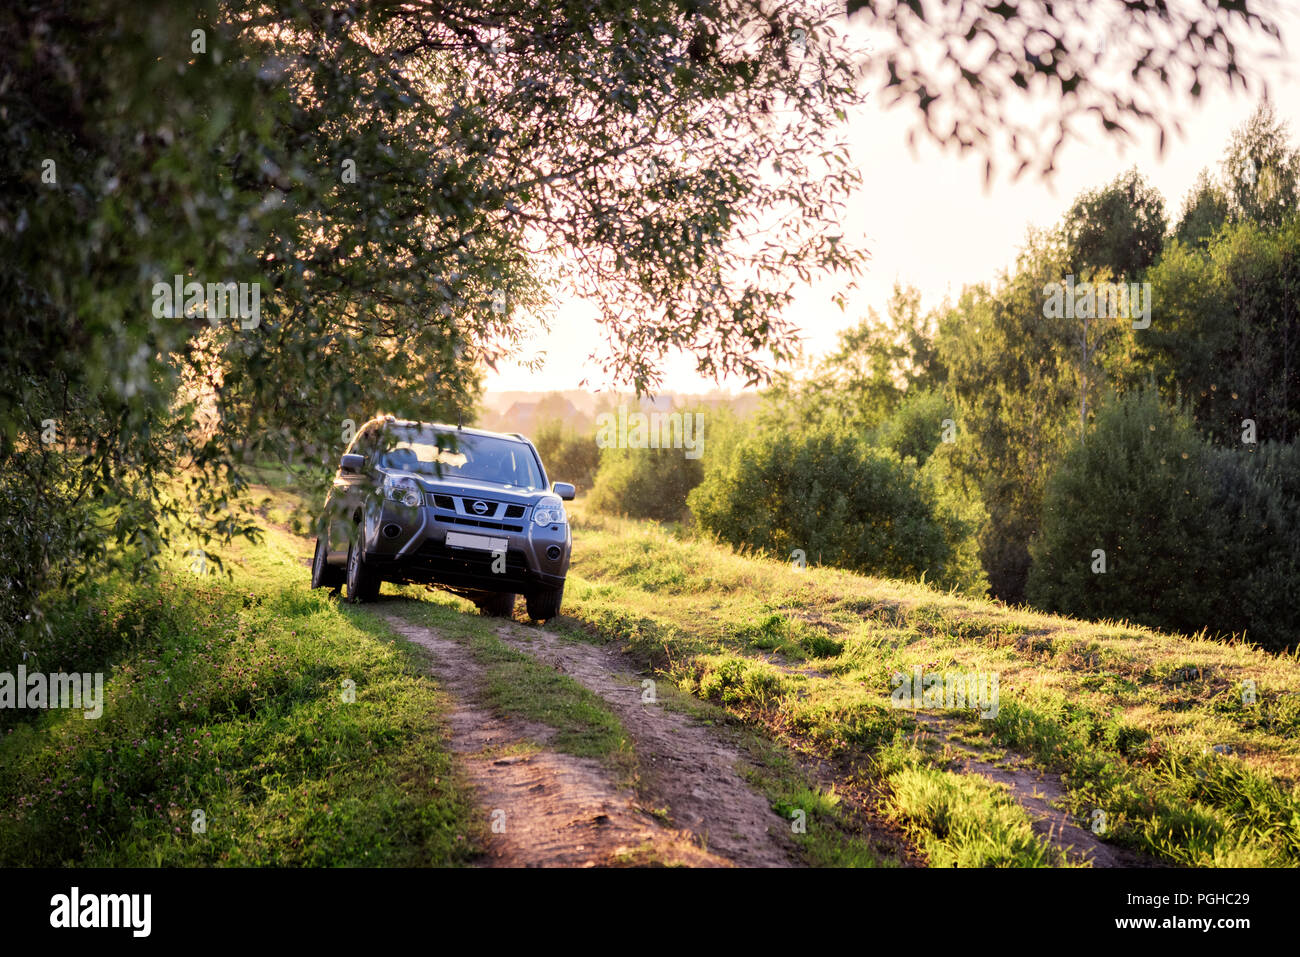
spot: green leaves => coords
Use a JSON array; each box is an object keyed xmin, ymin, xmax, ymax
[
  {"xmin": 688, "ymin": 421, "xmax": 978, "ymax": 592},
  {"xmin": 1027, "ymin": 392, "xmax": 1300, "ymax": 652},
  {"xmin": 853, "ymin": 0, "xmax": 1280, "ymax": 179},
  {"xmin": 1063, "ymin": 168, "xmax": 1167, "ymax": 279},
  {"xmin": 3, "ymin": 0, "xmax": 873, "ymax": 641}
]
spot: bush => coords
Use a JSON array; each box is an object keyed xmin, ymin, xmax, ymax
[
  {"xmin": 918, "ymin": 438, "xmax": 991, "ymax": 597},
  {"xmin": 0, "ymin": 462, "xmax": 106, "ymax": 668},
  {"xmin": 688, "ymin": 422, "xmax": 985, "ymax": 593},
  {"xmin": 532, "ymin": 419, "xmax": 600, "ymax": 493},
  {"xmin": 587, "ymin": 446, "xmax": 704, "ymax": 522},
  {"xmin": 1027, "ymin": 392, "xmax": 1223, "ymax": 630},
  {"xmin": 874, "ymin": 388, "xmax": 950, "ymax": 466},
  {"xmin": 1028, "ymin": 391, "xmax": 1300, "ymax": 651},
  {"xmin": 586, "ymin": 404, "xmax": 712, "ymax": 521},
  {"xmin": 1206, "ymin": 441, "xmax": 1300, "ymax": 651}
]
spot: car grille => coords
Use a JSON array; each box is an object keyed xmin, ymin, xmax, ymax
[
  {"xmin": 424, "ymin": 492, "xmax": 525, "ymax": 532},
  {"xmin": 439, "ymin": 515, "xmax": 523, "ymax": 533}
]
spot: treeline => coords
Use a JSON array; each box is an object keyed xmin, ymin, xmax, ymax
[{"xmin": 584, "ymin": 102, "xmax": 1300, "ymax": 652}]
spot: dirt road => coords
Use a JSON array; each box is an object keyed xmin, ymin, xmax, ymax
[
  {"xmin": 383, "ymin": 611, "xmax": 799, "ymax": 867},
  {"xmin": 383, "ymin": 604, "xmax": 1150, "ymax": 868}
]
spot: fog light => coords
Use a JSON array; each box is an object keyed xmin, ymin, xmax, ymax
[
  {"xmin": 546, "ymin": 545, "xmax": 562, "ymax": 560},
  {"xmin": 382, "ymin": 523, "xmax": 403, "ymax": 539}
]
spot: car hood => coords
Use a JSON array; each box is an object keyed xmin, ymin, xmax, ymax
[{"xmin": 382, "ymin": 469, "xmax": 550, "ymax": 505}]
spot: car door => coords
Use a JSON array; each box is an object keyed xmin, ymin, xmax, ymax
[{"xmin": 326, "ymin": 422, "xmax": 382, "ymax": 559}]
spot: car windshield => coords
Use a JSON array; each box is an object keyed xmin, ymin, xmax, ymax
[{"xmin": 375, "ymin": 426, "xmax": 544, "ymax": 491}]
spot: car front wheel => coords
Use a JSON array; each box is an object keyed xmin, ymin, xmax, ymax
[
  {"xmin": 525, "ymin": 584, "xmax": 563, "ymax": 622},
  {"xmin": 345, "ymin": 535, "xmax": 381, "ymax": 603}
]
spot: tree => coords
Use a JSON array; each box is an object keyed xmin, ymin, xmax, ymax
[
  {"xmin": 1027, "ymin": 392, "xmax": 1227, "ymax": 635},
  {"xmin": 1, "ymin": 0, "xmax": 871, "ymax": 640},
  {"xmin": 1, "ymin": 0, "xmax": 1286, "ymax": 640},
  {"xmin": 1215, "ymin": 441, "xmax": 1300, "ymax": 651},
  {"xmin": 588, "ymin": 445, "xmax": 705, "ymax": 523},
  {"xmin": 763, "ymin": 283, "xmax": 944, "ymax": 434},
  {"xmin": 1222, "ymin": 99, "xmax": 1300, "ymax": 228},
  {"xmin": 1175, "ymin": 168, "xmax": 1231, "ymax": 249},
  {"xmin": 917, "ymin": 434, "xmax": 990, "ymax": 598},
  {"xmin": 847, "ymin": 0, "xmax": 1281, "ymax": 179},
  {"xmin": 937, "ymin": 232, "xmax": 1081, "ymax": 600},
  {"xmin": 1028, "ymin": 392, "xmax": 1300, "ymax": 651},
  {"xmin": 1062, "ymin": 168, "xmax": 1167, "ymax": 279},
  {"xmin": 688, "ymin": 421, "xmax": 984, "ymax": 594},
  {"xmin": 533, "ymin": 419, "xmax": 601, "ymax": 492},
  {"xmin": 1142, "ymin": 218, "xmax": 1300, "ymax": 445},
  {"xmin": 873, "ymin": 387, "xmax": 951, "ymax": 466}
]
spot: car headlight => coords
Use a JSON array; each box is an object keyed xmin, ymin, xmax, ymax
[
  {"xmin": 383, "ymin": 475, "xmax": 423, "ymax": 508},
  {"xmin": 532, "ymin": 495, "xmax": 567, "ymax": 526}
]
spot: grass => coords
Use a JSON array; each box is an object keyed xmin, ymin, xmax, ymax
[
  {"xmin": 636, "ymin": 668, "xmax": 893, "ymax": 867},
  {"xmin": 884, "ymin": 765, "xmax": 1068, "ymax": 867},
  {"xmin": 243, "ymin": 470, "xmax": 639, "ymax": 776},
  {"xmin": 0, "ymin": 476, "xmax": 648, "ymax": 867},
  {"xmin": 0, "ymin": 507, "xmax": 483, "ymax": 866},
  {"xmin": 13, "ymin": 471, "xmax": 1296, "ymax": 868},
  {"xmin": 558, "ymin": 504, "xmax": 1300, "ymax": 867},
  {"xmin": 363, "ymin": 590, "xmax": 638, "ymax": 781}
]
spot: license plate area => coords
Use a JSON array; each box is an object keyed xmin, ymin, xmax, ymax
[{"xmin": 445, "ymin": 531, "xmax": 508, "ymax": 553}]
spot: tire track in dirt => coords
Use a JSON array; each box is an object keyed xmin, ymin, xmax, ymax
[
  {"xmin": 909, "ymin": 713, "xmax": 1154, "ymax": 867},
  {"xmin": 382, "ymin": 612, "xmax": 729, "ymax": 867},
  {"xmin": 680, "ymin": 641, "xmax": 1151, "ymax": 867},
  {"xmin": 492, "ymin": 621, "xmax": 801, "ymax": 868}
]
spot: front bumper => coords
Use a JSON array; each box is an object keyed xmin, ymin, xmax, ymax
[{"xmin": 359, "ymin": 497, "xmax": 571, "ymax": 592}]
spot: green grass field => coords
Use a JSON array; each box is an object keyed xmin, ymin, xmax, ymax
[
  {"xmin": 558, "ymin": 505, "xmax": 1300, "ymax": 867},
  {"xmin": 0, "ymin": 482, "xmax": 646, "ymax": 866},
  {"xmin": 5, "ymin": 479, "xmax": 1297, "ymax": 867}
]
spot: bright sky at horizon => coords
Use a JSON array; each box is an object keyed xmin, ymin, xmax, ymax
[{"xmin": 484, "ymin": 7, "xmax": 1300, "ymax": 398}]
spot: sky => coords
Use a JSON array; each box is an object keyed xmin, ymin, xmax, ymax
[{"xmin": 484, "ymin": 4, "xmax": 1300, "ymax": 397}]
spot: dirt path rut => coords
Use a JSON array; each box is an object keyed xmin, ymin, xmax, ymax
[
  {"xmin": 493, "ymin": 621, "xmax": 800, "ymax": 868},
  {"xmin": 383, "ymin": 611, "xmax": 796, "ymax": 867},
  {"xmin": 911, "ymin": 713, "xmax": 1151, "ymax": 867}
]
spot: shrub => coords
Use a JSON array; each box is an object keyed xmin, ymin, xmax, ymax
[
  {"xmin": 873, "ymin": 387, "xmax": 950, "ymax": 466},
  {"xmin": 918, "ymin": 438, "xmax": 991, "ymax": 597},
  {"xmin": 1028, "ymin": 391, "xmax": 1300, "ymax": 651},
  {"xmin": 587, "ymin": 446, "xmax": 704, "ymax": 522},
  {"xmin": 1027, "ymin": 392, "xmax": 1224, "ymax": 631},
  {"xmin": 532, "ymin": 419, "xmax": 600, "ymax": 493},
  {"xmin": 688, "ymin": 421, "xmax": 984, "ymax": 593},
  {"xmin": 1205, "ymin": 440, "xmax": 1300, "ymax": 651}
]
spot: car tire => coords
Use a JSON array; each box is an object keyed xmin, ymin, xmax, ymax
[
  {"xmin": 345, "ymin": 535, "xmax": 381, "ymax": 603},
  {"xmin": 311, "ymin": 535, "xmax": 344, "ymax": 590},
  {"xmin": 525, "ymin": 584, "xmax": 564, "ymax": 622},
  {"xmin": 477, "ymin": 591, "xmax": 516, "ymax": 617}
]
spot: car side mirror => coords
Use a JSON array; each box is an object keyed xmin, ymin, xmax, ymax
[
  {"xmin": 552, "ymin": 482, "xmax": 576, "ymax": 501},
  {"xmin": 340, "ymin": 453, "xmax": 366, "ymax": 474}
]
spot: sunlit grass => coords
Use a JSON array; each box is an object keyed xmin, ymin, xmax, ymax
[
  {"xmin": 0, "ymin": 496, "xmax": 482, "ymax": 866},
  {"xmin": 561, "ymin": 503, "xmax": 1300, "ymax": 867}
]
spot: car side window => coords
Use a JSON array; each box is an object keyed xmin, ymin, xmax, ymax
[{"xmin": 346, "ymin": 424, "xmax": 382, "ymax": 464}]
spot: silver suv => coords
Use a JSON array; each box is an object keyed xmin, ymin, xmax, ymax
[{"xmin": 310, "ymin": 417, "xmax": 574, "ymax": 621}]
